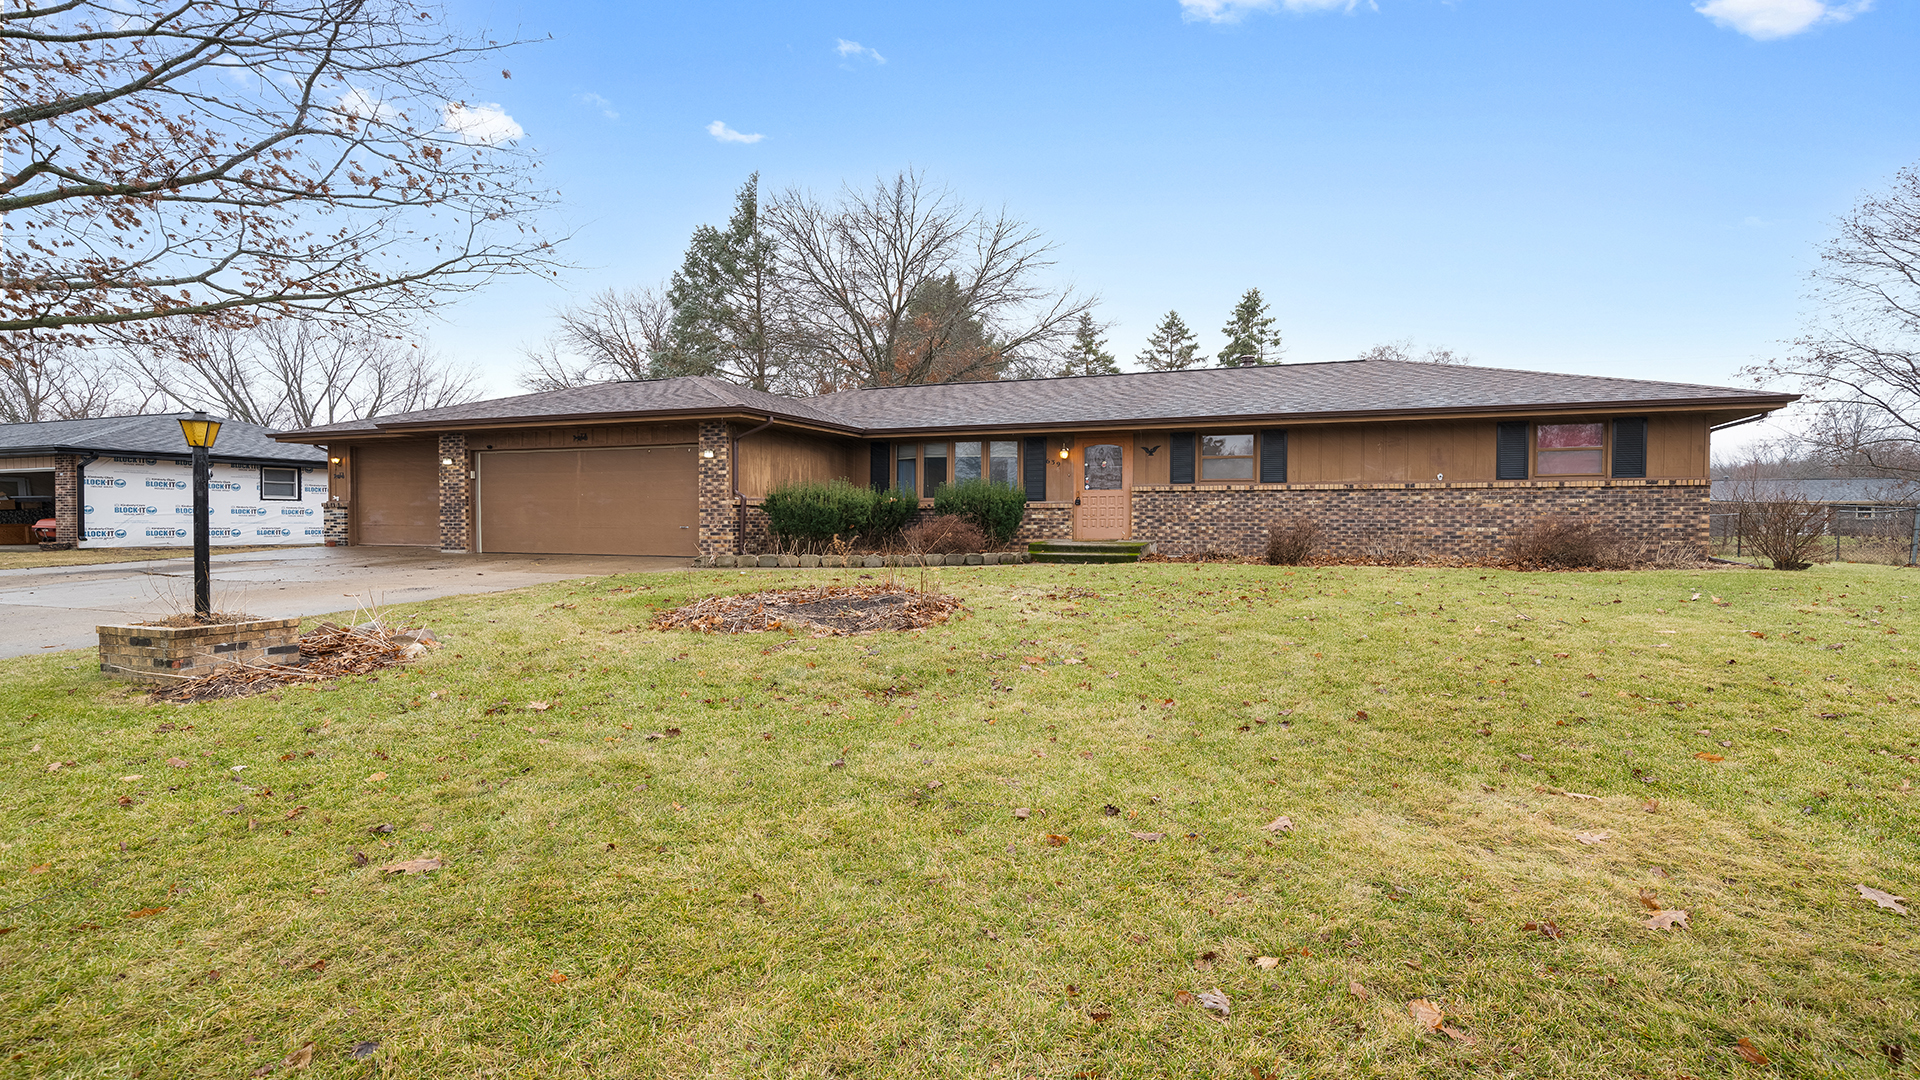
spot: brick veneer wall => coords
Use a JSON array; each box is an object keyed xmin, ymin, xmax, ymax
[
  {"xmin": 50, "ymin": 453, "xmax": 80, "ymax": 548},
  {"xmin": 322, "ymin": 499, "xmax": 349, "ymax": 546},
  {"xmin": 97, "ymin": 617, "xmax": 302, "ymax": 682},
  {"xmin": 1131, "ymin": 479, "xmax": 1709, "ymax": 559},
  {"xmin": 436, "ymin": 433, "xmax": 469, "ymax": 553},
  {"xmin": 697, "ymin": 421, "xmax": 736, "ymax": 557}
]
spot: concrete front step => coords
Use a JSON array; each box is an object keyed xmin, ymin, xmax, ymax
[{"xmin": 1027, "ymin": 540, "xmax": 1152, "ymax": 564}]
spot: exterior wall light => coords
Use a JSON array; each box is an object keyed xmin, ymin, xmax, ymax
[
  {"xmin": 329, "ymin": 456, "xmax": 341, "ymax": 463},
  {"xmin": 702, "ymin": 449, "xmax": 715, "ymax": 458},
  {"xmin": 441, "ymin": 458, "xmax": 455, "ymax": 466}
]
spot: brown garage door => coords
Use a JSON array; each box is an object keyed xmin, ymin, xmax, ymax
[
  {"xmin": 477, "ymin": 446, "xmax": 698, "ymax": 556},
  {"xmin": 353, "ymin": 441, "xmax": 438, "ymax": 547}
]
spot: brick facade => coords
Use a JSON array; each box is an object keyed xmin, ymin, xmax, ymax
[
  {"xmin": 1131, "ymin": 479, "xmax": 1710, "ymax": 559},
  {"xmin": 49, "ymin": 453, "xmax": 81, "ymax": 549},
  {"xmin": 1013, "ymin": 502, "xmax": 1074, "ymax": 544},
  {"xmin": 97, "ymin": 617, "xmax": 302, "ymax": 682},
  {"xmin": 436, "ymin": 433, "xmax": 470, "ymax": 553},
  {"xmin": 697, "ymin": 420, "xmax": 736, "ymax": 556},
  {"xmin": 322, "ymin": 498, "xmax": 350, "ymax": 546}
]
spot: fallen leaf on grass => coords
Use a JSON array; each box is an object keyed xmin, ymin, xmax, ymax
[
  {"xmin": 1854, "ymin": 883, "xmax": 1910, "ymax": 915},
  {"xmin": 380, "ymin": 856, "xmax": 443, "ymax": 875},
  {"xmin": 1522, "ymin": 920, "xmax": 1563, "ymax": 939},
  {"xmin": 252, "ymin": 1042, "xmax": 315, "ymax": 1076},
  {"xmin": 1251, "ymin": 956, "xmax": 1281, "ymax": 969},
  {"xmin": 1348, "ymin": 980, "xmax": 1369, "ymax": 1000},
  {"xmin": 528, "ymin": 701, "xmax": 552, "ymax": 712},
  {"xmin": 1561, "ymin": 790, "xmax": 1600, "ymax": 800},
  {"xmin": 1408, "ymin": 998, "xmax": 1444, "ymax": 1032},
  {"xmin": 120, "ymin": 774, "xmax": 143, "ymax": 782},
  {"xmin": 1129, "ymin": 831, "xmax": 1166, "ymax": 842},
  {"xmin": 1044, "ymin": 834, "xmax": 1069, "ymax": 847},
  {"xmin": 1694, "ymin": 752, "xmax": 1725, "ymax": 762},
  {"xmin": 165, "ymin": 757, "xmax": 191, "ymax": 768},
  {"xmin": 366, "ymin": 823, "xmax": 394, "ymax": 834},
  {"xmin": 27, "ymin": 864, "xmax": 49, "ymax": 874},
  {"xmin": 349, "ymin": 1041, "xmax": 380, "ymax": 1060},
  {"xmin": 1196, "ymin": 988, "xmax": 1230, "ymax": 1017},
  {"xmin": 549, "ymin": 970, "xmax": 567, "ymax": 984},
  {"xmin": 1573, "ymin": 830, "xmax": 1611, "ymax": 845},
  {"xmin": 1733, "ymin": 1037, "xmax": 1769, "ymax": 1065},
  {"xmin": 1013, "ymin": 807, "xmax": 1031, "ymax": 819},
  {"xmin": 1195, "ymin": 950, "xmax": 1219, "ymax": 969},
  {"xmin": 1174, "ymin": 990, "xmax": 1194, "ymax": 1005},
  {"xmin": 1440, "ymin": 1024, "xmax": 1475, "ymax": 1045},
  {"xmin": 364, "ymin": 772, "xmax": 387, "ymax": 784},
  {"xmin": 1261, "ymin": 816, "xmax": 1294, "ymax": 834},
  {"xmin": 1644, "ymin": 909, "xmax": 1689, "ymax": 930},
  {"xmin": 125, "ymin": 906, "xmax": 167, "ymax": 919},
  {"xmin": 1087, "ymin": 1008, "xmax": 1112, "ymax": 1022},
  {"xmin": 1638, "ymin": 889, "xmax": 1662, "ymax": 911}
]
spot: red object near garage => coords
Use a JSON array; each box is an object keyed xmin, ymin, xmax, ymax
[{"xmin": 31, "ymin": 518, "xmax": 57, "ymax": 542}]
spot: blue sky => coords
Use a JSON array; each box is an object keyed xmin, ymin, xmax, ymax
[{"xmin": 434, "ymin": 0, "xmax": 1917, "ymax": 448}]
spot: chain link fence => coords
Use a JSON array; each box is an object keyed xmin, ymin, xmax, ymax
[{"xmin": 1710, "ymin": 505, "xmax": 1919, "ymax": 566}]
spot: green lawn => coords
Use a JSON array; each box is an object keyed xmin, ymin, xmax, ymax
[{"xmin": 3, "ymin": 562, "xmax": 1916, "ymax": 1078}]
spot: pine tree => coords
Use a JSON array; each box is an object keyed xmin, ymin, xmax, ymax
[
  {"xmin": 1136, "ymin": 311, "xmax": 1202, "ymax": 372},
  {"xmin": 659, "ymin": 173, "xmax": 787, "ymax": 391},
  {"xmin": 1061, "ymin": 313, "xmax": 1120, "ymax": 376},
  {"xmin": 1217, "ymin": 287, "xmax": 1281, "ymax": 367}
]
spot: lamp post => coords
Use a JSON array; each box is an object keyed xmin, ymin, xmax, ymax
[{"xmin": 177, "ymin": 411, "xmax": 223, "ymax": 620}]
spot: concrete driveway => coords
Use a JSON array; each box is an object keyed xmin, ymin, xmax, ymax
[{"xmin": 0, "ymin": 546, "xmax": 692, "ymax": 659}]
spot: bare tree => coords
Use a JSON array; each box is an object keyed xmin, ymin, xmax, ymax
[
  {"xmin": 1746, "ymin": 163, "xmax": 1920, "ymax": 479},
  {"xmin": 112, "ymin": 320, "xmax": 479, "ymax": 427},
  {"xmin": 0, "ymin": 339, "xmax": 156, "ymax": 423},
  {"xmin": 517, "ymin": 286, "xmax": 672, "ymax": 391},
  {"xmin": 765, "ymin": 170, "xmax": 1093, "ymax": 388},
  {"xmin": 1719, "ymin": 480, "xmax": 1829, "ymax": 570},
  {"xmin": 1, "ymin": 0, "xmax": 561, "ymax": 349},
  {"xmin": 1355, "ymin": 339, "xmax": 1471, "ymax": 364}
]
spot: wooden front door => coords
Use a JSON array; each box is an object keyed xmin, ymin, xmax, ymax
[{"xmin": 1073, "ymin": 436, "xmax": 1132, "ymax": 540}]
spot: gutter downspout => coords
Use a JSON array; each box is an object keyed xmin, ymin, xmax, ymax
[
  {"xmin": 731, "ymin": 416, "xmax": 777, "ymax": 550},
  {"xmin": 69, "ymin": 453, "xmax": 98, "ymax": 547}
]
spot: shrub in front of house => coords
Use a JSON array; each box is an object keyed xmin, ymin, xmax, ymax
[
  {"xmin": 1265, "ymin": 520, "xmax": 1321, "ymax": 565},
  {"xmin": 866, "ymin": 486, "xmax": 920, "ymax": 542},
  {"xmin": 762, "ymin": 479, "xmax": 876, "ymax": 550},
  {"xmin": 932, "ymin": 479, "xmax": 1027, "ymax": 546},
  {"xmin": 903, "ymin": 514, "xmax": 988, "ymax": 554},
  {"xmin": 1506, "ymin": 516, "xmax": 1615, "ymax": 569}
]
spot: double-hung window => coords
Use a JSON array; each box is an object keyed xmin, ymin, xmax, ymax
[
  {"xmin": 1199, "ymin": 434, "xmax": 1256, "ymax": 481},
  {"xmin": 261, "ymin": 467, "xmax": 300, "ymax": 500}
]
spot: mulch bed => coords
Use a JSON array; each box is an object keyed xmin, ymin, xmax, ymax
[
  {"xmin": 149, "ymin": 620, "xmax": 439, "ymax": 703},
  {"xmin": 651, "ymin": 585, "xmax": 964, "ymax": 636}
]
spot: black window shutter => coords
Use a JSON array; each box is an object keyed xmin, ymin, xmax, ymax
[
  {"xmin": 1022, "ymin": 436, "xmax": 1047, "ymax": 501},
  {"xmin": 1259, "ymin": 429, "xmax": 1288, "ymax": 484},
  {"xmin": 869, "ymin": 442, "xmax": 890, "ymax": 490},
  {"xmin": 1170, "ymin": 432, "xmax": 1195, "ymax": 484},
  {"xmin": 1611, "ymin": 417, "xmax": 1648, "ymax": 478},
  {"xmin": 1496, "ymin": 422, "xmax": 1529, "ymax": 480}
]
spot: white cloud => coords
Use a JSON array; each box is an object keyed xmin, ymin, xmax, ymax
[
  {"xmin": 1694, "ymin": 0, "xmax": 1870, "ymax": 40},
  {"xmin": 1179, "ymin": 0, "xmax": 1370, "ymax": 23},
  {"xmin": 834, "ymin": 38, "xmax": 886, "ymax": 64},
  {"xmin": 576, "ymin": 92, "xmax": 619, "ymax": 121},
  {"xmin": 336, "ymin": 87, "xmax": 395, "ymax": 122},
  {"xmin": 442, "ymin": 102, "xmax": 523, "ymax": 145},
  {"xmin": 706, "ymin": 120, "xmax": 764, "ymax": 144}
]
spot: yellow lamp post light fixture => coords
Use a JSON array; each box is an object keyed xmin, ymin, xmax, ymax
[{"xmin": 176, "ymin": 411, "xmax": 225, "ymax": 619}]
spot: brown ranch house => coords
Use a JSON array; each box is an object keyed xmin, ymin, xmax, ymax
[{"xmin": 271, "ymin": 359, "xmax": 1797, "ymax": 561}]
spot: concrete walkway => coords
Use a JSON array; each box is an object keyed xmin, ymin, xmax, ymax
[{"xmin": 0, "ymin": 547, "xmax": 692, "ymax": 659}]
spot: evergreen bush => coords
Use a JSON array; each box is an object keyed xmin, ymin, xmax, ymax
[
  {"xmin": 762, "ymin": 479, "xmax": 872, "ymax": 549},
  {"xmin": 933, "ymin": 479, "xmax": 1028, "ymax": 545}
]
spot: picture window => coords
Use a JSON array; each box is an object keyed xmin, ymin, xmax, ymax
[
  {"xmin": 1535, "ymin": 423, "xmax": 1605, "ymax": 476},
  {"xmin": 1199, "ymin": 433, "xmax": 1255, "ymax": 481}
]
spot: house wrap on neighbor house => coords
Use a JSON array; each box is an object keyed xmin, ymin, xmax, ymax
[
  {"xmin": 270, "ymin": 359, "xmax": 1798, "ymax": 560},
  {"xmin": 0, "ymin": 415, "xmax": 328, "ymax": 548}
]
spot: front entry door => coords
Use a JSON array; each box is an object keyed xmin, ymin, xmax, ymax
[{"xmin": 1073, "ymin": 436, "xmax": 1133, "ymax": 540}]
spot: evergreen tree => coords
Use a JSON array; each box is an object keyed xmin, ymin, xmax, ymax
[
  {"xmin": 1217, "ymin": 287, "xmax": 1281, "ymax": 367},
  {"xmin": 891, "ymin": 273, "xmax": 1003, "ymax": 383},
  {"xmin": 1136, "ymin": 310, "xmax": 1202, "ymax": 371},
  {"xmin": 1060, "ymin": 313, "xmax": 1120, "ymax": 376},
  {"xmin": 659, "ymin": 174, "xmax": 788, "ymax": 391}
]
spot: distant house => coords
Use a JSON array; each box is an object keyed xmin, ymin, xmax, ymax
[
  {"xmin": 0, "ymin": 415, "xmax": 328, "ymax": 548},
  {"xmin": 1711, "ymin": 477, "xmax": 1917, "ymax": 535},
  {"xmin": 272, "ymin": 360, "xmax": 1797, "ymax": 560}
]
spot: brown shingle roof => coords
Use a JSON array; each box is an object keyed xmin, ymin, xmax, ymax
[{"xmin": 274, "ymin": 360, "xmax": 1794, "ymax": 442}]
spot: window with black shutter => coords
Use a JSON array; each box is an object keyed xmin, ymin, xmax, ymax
[
  {"xmin": 1496, "ymin": 422, "xmax": 1529, "ymax": 480},
  {"xmin": 1023, "ymin": 437, "xmax": 1047, "ymax": 501},
  {"xmin": 1611, "ymin": 417, "xmax": 1648, "ymax": 478},
  {"xmin": 1169, "ymin": 432, "xmax": 1195, "ymax": 484},
  {"xmin": 1259, "ymin": 429, "xmax": 1287, "ymax": 484},
  {"xmin": 869, "ymin": 443, "xmax": 890, "ymax": 490}
]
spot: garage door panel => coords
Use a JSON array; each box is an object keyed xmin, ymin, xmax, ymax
[
  {"xmin": 478, "ymin": 446, "xmax": 697, "ymax": 556},
  {"xmin": 354, "ymin": 442, "xmax": 438, "ymax": 547}
]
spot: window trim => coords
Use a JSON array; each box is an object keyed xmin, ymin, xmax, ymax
[
  {"xmin": 1530, "ymin": 420, "xmax": 1610, "ymax": 479},
  {"xmin": 897, "ymin": 437, "xmax": 1024, "ymax": 497},
  {"xmin": 260, "ymin": 466, "xmax": 302, "ymax": 501},
  {"xmin": 1197, "ymin": 431, "xmax": 1257, "ymax": 483}
]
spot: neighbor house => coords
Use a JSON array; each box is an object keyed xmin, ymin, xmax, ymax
[
  {"xmin": 0, "ymin": 415, "xmax": 328, "ymax": 548},
  {"xmin": 270, "ymin": 360, "xmax": 1796, "ymax": 560}
]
